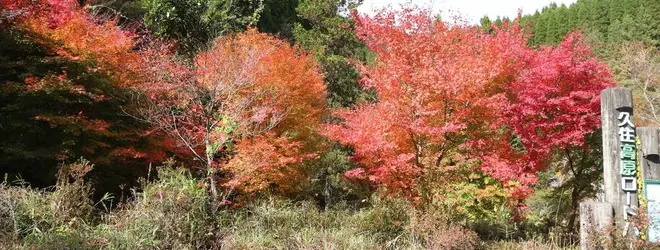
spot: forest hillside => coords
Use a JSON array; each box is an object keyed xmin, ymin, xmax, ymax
[{"xmin": 0, "ymin": 0, "xmax": 659, "ymax": 249}]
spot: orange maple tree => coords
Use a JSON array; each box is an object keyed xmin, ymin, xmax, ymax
[
  {"xmin": 2, "ymin": 1, "xmax": 327, "ymax": 197},
  {"xmin": 1, "ymin": 0, "xmax": 172, "ymax": 162},
  {"xmin": 134, "ymin": 30, "xmax": 327, "ymax": 197},
  {"xmin": 2, "ymin": 0, "xmax": 141, "ymax": 84}
]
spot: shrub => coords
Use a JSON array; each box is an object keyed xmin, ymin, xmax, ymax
[
  {"xmin": 215, "ymin": 195, "xmax": 480, "ymax": 249},
  {"xmin": 93, "ymin": 167, "xmax": 215, "ymax": 249},
  {"xmin": 0, "ymin": 161, "xmax": 215, "ymax": 250},
  {"xmin": 0, "ymin": 159, "xmax": 96, "ymax": 249},
  {"xmin": 0, "ymin": 161, "xmax": 494, "ymax": 250},
  {"xmin": 484, "ymin": 239, "xmax": 576, "ymax": 250},
  {"xmin": 357, "ymin": 195, "xmax": 411, "ymax": 244},
  {"xmin": 407, "ymin": 210, "xmax": 479, "ymax": 250},
  {"xmin": 217, "ymin": 198, "xmax": 382, "ymax": 249},
  {"xmin": 0, "ymin": 183, "xmax": 24, "ymax": 247}
]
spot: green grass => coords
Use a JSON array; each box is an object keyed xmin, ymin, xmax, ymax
[{"xmin": 0, "ymin": 161, "xmax": 579, "ymax": 250}]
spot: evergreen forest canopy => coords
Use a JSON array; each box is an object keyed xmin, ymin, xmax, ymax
[
  {"xmin": 517, "ymin": 0, "xmax": 660, "ymax": 48},
  {"xmin": 0, "ymin": 0, "xmax": 659, "ymax": 249}
]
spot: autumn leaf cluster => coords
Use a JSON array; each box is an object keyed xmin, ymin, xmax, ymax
[
  {"xmin": 325, "ymin": 9, "xmax": 613, "ymax": 200},
  {"xmin": 1, "ymin": 1, "xmax": 614, "ymax": 203}
]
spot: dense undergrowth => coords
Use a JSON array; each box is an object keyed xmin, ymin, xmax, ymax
[{"xmin": 0, "ymin": 160, "xmax": 576, "ymax": 250}]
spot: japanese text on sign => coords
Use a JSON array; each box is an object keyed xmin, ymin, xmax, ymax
[
  {"xmin": 618, "ymin": 111, "xmax": 637, "ymax": 195},
  {"xmin": 618, "ymin": 111, "xmax": 637, "ymax": 220},
  {"xmin": 619, "ymin": 111, "xmax": 636, "ymax": 179}
]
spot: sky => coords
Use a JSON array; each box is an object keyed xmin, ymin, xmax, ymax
[{"xmin": 357, "ymin": 0, "xmax": 577, "ymax": 24}]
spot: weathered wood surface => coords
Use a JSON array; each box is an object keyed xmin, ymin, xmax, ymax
[
  {"xmin": 600, "ymin": 88, "xmax": 635, "ymax": 226},
  {"xmin": 580, "ymin": 202, "xmax": 614, "ymax": 250},
  {"xmin": 638, "ymin": 127, "xmax": 660, "ymax": 180}
]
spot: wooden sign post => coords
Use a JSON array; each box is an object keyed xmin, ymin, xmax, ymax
[
  {"xmin": 600, "ymin": 87, "xmax": 636, "ymax": 231},
  {"xmin": 638, "ymin": 127, "xmax": 660, "ymax": 180},
  {"xmin": 580, "ymin": 202, "xmax": 614, "ymax": 249},
  {"xmin": 638, "ymin": 127, "xmax": 660, "ymax": 242},
  {"xmin": 582, "ymin": 87, "xmax": 636, "ymax": 249}
]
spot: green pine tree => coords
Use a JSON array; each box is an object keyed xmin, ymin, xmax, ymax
[
  {"xmin": 480, "ymin": 16, "xmax": 494, "ymax": 34},
  {"xmin": 588, "ymin": 0, "xmax": 610, "ymax": 41},
  {"xmin": 634, "ymin": 2, "xmax": 660, "ymax": 47},
  {"xmin": 567, "ymin": 2, "xmax": 580, "ymax": 30},
  {"xmin": 622, "ymin": 0, "xmax": 639, "ymax": 16},
  {"xmin": 639, "ymin": 0, "xmax": 660, "ymax": 45},
  {"xmin": 609, "ymin": 0, "xmax": 625, "ymax": 24},
  {"xmin": 607, "ymin": 19, "xmax": 624, "ymax": 46},
  {"xmin": 494, "ymin": 16, "xmax": 503, "ymax": 27},
  {"xmin": 257, "ymin": 0, "xmax": 300, "ymax": 41},
  {"xmin": 555, "ymin": 4, "xmax": 570, "ymax": 41},
  {"xmin": 576, "ymin": 0, "xmax": 590, "ymax": 29},
  {"xmin": 293, "ymin": 0, "xmax": 372, "ymax": 108},
  {"xmin": 533, "ymin": 10, "xmax": 548, "ymax": 45},
  {"xmin": 544, "ymin": 4, "xmax": 560, "ymax": 44}
]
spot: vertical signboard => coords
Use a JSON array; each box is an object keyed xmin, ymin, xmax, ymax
[
  {"xmin": 601, "ymin": 88, "xmax": 636, "ymax": 228},
  {"xmin": 639, "ymin": 127, "xmax": 660, "ymax": 242}
]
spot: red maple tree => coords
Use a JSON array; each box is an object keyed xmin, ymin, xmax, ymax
[{"xmin": 325, "ymin": 9, "xmax": 613, "ymax": 200}]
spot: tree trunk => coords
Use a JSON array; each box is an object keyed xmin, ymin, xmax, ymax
[
  {"xmin": 568, "ymin": 181, "xmax": 581, "ymax": 236},
  {"xmin": 205, "ymin": 141, "xmax": 219, "ymax": 207},
  {"xmin": 565, "ymin": 147, "xmax": 583, "ymax": 238},
  {"xmin": 324, "ymin": 177, "xmax": 331, "ymax": 211}
]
